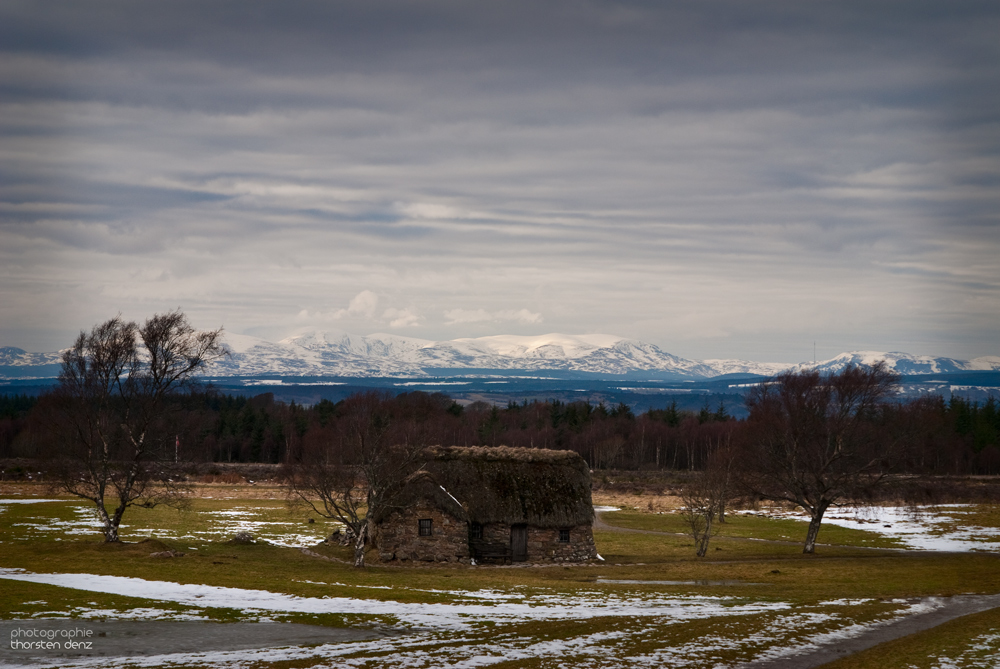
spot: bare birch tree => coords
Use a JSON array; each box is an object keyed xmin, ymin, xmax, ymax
[
  {"xmin": 681, "ymin": 478, "xmax": 720, "ymax": 557},
  {"xmin": 740, "ymin": 363, "xmax": 900, "ymax": 553},
  {"xmin": 284, "ymin": 391, "xmax": 426, "ymax": 567},
  {"xmin": 48, "ymin": 311, "xmax": 225, "ymax": 542},
  {"xmin": 681, "ymin": 444, "xmax": 738, "ymax": 556}
]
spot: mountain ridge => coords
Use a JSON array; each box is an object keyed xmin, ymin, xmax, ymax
[{"xmin": 2, "ymin": 333, "xmax": 997, "ymax": 380}]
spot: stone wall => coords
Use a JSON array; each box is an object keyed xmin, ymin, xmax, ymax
[
  {"xmin": 376, "ymin": 504, "xmax": 469, "ymax": 563},
  {"xmin": 477, "ymin": 521, "xmax": 597, "ymax": 562},
  {"xmin": 377, "ymin": 510, "xmax": 598, "ymax": 564},
  {"xmin": 526, "ymin": 524, "xmax": 597, "ymax": 562}
]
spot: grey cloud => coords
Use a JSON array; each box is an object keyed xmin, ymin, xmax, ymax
[{"xmin": 0, "ymin": 1, "xmax": 997, "ymax": 359}]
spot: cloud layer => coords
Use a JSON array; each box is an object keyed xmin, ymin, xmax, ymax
[{"xmin": 1, "ymin": 1, "xmax": 997, "ymax": 361}]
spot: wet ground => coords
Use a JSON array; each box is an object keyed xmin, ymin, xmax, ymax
[
  {"xmin": 1, "ymin": 619, "xmax": 383, "ymax": 665},
  {"xmin": 743, "ymin": 593, "xmax": 1000, "ymax": 668}
]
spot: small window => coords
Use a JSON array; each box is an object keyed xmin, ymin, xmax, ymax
[
  {"xmin": 470, "ymin": 522, "xmax": 483, "ymax": 540},
  {"xmin": 558, "ymin": 528, "xmax": 570, "ymax": 543},
  {"xmin": 418, "ymin": 519, "xmax": 433, "ymax": 537}
]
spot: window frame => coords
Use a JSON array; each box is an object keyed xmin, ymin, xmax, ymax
[
  {"xmin": 558, "ymin": 528, "xmax": 571, "ymax": 543},
  {"xmin": 418, "ymin": 518, "xmax": 433, "ymax": 537}
]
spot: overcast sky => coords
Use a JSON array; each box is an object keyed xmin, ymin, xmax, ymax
[{"xmin": 1, "ymin": 0, "xmax": 998, "ymax": 362}]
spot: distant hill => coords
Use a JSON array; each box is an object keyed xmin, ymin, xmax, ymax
[
  {"xmin": 1, "ymin": 333, "xmax": 997, "ymax": 380},
  {"xmin": 787, "ymin": 351, "xmax": 1000, "ymax": 375}
]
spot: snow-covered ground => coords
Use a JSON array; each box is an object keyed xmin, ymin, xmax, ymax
[
  {"xmin": 9, "ymin": 499, "xmax": 1000, "ymax": 552},
  {"xmin": 0, "ymin": 499, "xmax": 65, "ymax": 504},
  {"xmin": 822, "ymin": 506, "xmax": 1000, "ymax": 552},
  {"xmin": 0, "ymin": 568, "xmax": 939, "ymax": 669},
  {"xmin": 5, "ymin": 500, "xmax": 1000, "ymax": 666},
  {"xmin": 1, "ymin": 501, "xmax": 105, "ymax": 541},
  {"xmin": 750, "ymin": 505, "xmax": 1000, "ymax": 552},
  {"xmin": 0, "ymin": 568, "xmax": 790, "ymax": 630},
  {"xmin": 0, "ymin": 500, "xmax": 335, "ymax": 548},
  {"xmin": 131, "ymin": 506, "xmax": 339, "ymax": 548},
  {"xmin": 921, "ymin": 631, "xmax": 1000, "ymax": 668}
]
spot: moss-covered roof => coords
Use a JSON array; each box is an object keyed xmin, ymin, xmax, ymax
[{"xmin": 378, "ymin": 445, "xmax": 593, "ymax": 528}]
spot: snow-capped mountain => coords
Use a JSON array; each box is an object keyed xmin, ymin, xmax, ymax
[
  {"xmin": 210, "ymin": 332, "xmax": 429, "ymax": 377},
  {"xmin": 0, "ymin": 347, "xmax": 62, "ymax": 366},
  {"xmin": 398, "ymin": 334, "xmax": 719, "ymax": 376},
  {"xmin": 700, "ymin": 359, "xmax": 795, "ymax": 377},
  {"xmin": 207, "ymin": 334, "xmax": 1000, "ymax": 379},
  {"xmin": 789, "ymin": 351, "xmax": 1000, "ymax": 375},
  {"xmin": 958, "ymin": 356, "xmax": 1000, "ymax": 371},
  {"xmin": 1, "ymin": 334, "xmax": 997, "ymax": 380},
  {"xmin": 0, "ymin": 346, "xmax": 64, "ymax": 378},
  {"xmin": 208, "ymin": 332, "xmax": 718, "ymax": 378}
]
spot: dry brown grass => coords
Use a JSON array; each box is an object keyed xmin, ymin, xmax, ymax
[
  {"xmin": 0, "ymin": 480, "xmax": 684, "ymax": 510},
  {"xmin": 0, "ymin": 479, "xmax": 290, "ymax": 500},
  {"xmin": 591, "ymin": 491, "xmax": 683, "ymax": 512},
  {"xmin": 0, "ymin": 481, "xmax": 52, "ymax": 497},
  {"xmin": 187, "ymin": 483, "xmax": 289, "ymax": 499}
]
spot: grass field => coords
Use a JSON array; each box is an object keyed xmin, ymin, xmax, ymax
[{"xmin": 2, "ymin": 483, "xmax": 999, "ymax": 668}]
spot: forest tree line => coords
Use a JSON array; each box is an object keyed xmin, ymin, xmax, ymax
[{"xmin": 2, "ymin": 386, "xmax": 999, "ymax": 475}]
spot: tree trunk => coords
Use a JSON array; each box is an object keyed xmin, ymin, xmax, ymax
[
  {"xmin": 105, "ymin": 522, "xmax": 120, "ymax": 542},
  {"xmin": 96, "ymin": 502, "xmax": 121, "ymax": 543},
  {"xmin": 803, "ymin": 501, "xmax": 830, "ymax": 554},
  {"xmin": 353, "ymin": 522, "xmax": 369, "ymax": 567},
  {"xmin": 695, "ymin": 513, "xmax": 713, "ymax": 557}
]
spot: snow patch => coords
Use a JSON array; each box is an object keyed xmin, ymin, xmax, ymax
[
  {"xmin": 749, "ymin": 505, "xmax": 1000, "ymax": 552},
  {"xmin": 0, "ymin": 568, "xmax": 789, "ymax": 632}
]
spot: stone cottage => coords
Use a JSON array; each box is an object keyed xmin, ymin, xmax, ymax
[{"xmin": 373, "ymin": 445, "xmax": 597, "ymax": 564}]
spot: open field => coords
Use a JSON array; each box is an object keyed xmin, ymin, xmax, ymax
[{"xmin": 2, "ymin": 482, "xmax": 1000, "ymax": 668}]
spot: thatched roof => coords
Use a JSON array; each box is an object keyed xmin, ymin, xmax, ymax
[
  {"xmin": 373, "ymin": 469, "xmax": 468, "ymax": 524},
  {"xmin": 412, "ymin": 446, "xmax": 594, "ymax": 528},
  {"xmin": 425, "ymin": 445, "xmax": 587, "ymax": 466}
]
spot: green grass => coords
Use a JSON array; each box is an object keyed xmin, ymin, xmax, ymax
[
  {"xmin": 4, "ymin": 513, "xmax": 997, "ymax": 613},
  {"xmin": 0, "ymin": 495, "xmax": 343, "ymax": 547},
  {"xmin": 3, "ymin": 488, "xmax": 1000, "ymax": 668},
  {"xmin": 912, "ymin": 504, "xmax": 1000, "ymax": 542},
  {"xmin": 600, "ymin": 508, "xmax": 909, "ymax": 549},
  {"xmin": 0, "ymin": 578, "xmax": 207, "ymax": 620}
]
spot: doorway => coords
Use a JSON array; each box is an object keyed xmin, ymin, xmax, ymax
[{"xmin": 510, "ymin": 524, "xmax": 528, "ymax": 562}]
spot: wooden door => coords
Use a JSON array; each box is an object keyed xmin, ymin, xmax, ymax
[{"xmin": 510, "ymin": 524, "xmax": 528, "ymax": 562}]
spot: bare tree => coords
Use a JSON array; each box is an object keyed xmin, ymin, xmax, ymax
[
  {"xmin": 706, "ymin": 434, "xmax": 739, "ymax": 524},
  {"xmin": 48, "ymin": 310, "xmax": 225, "ymax": 542},
  {"xmin": 681, "ymin": 477, "xmax": 721, "ymax": 557},
  {"xmin": 284, "ymin": 391, "xmax": 425, "ymax": 567},
  {"xmin": 681, "ymin": 444, "xmax": 738, "ymax": 556},
  {"xmin": 740, "ymin": 363, "xmax": 900, "ymax": 553}
]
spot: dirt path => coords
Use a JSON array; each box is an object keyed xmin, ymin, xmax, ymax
[
  {"xmin": 741, "ymin": 593, "xmax": 1000, "ymax": 669},
  {"xmin": 593, "ymin": 508, "xmax": 693, "ymax": 537}
]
